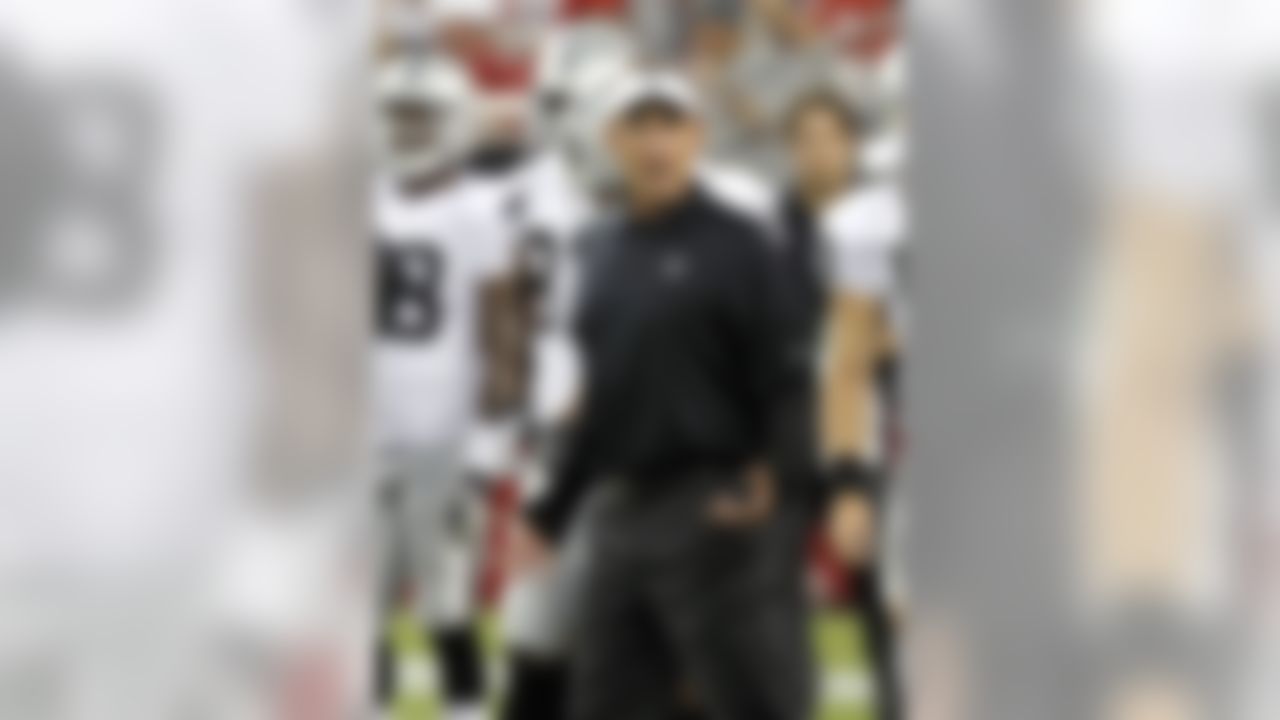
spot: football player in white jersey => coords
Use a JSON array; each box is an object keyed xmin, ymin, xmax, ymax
[
  {"xmin": 0, "ymin": 0, "xmax": 370, "ymax": 718},
  {"xmin": 779, "ymin": 89, "xmax": 908, "ymax": 720},
  {"xmin": 369, "ymin": 54, "xmax": 515, "ymax": 720}
]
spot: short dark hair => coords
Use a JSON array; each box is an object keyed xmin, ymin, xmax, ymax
[{"xmin": 783, "ymin": 88, "xmax": 868, "ymax": 140}]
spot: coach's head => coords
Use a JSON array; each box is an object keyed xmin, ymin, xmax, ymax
[{"xmin": 602, "ymin": 71, "xmax": 705, "ymax": 214}]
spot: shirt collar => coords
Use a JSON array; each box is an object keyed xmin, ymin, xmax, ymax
[{"xmin": 626, "ymin": 183, "xmax": 710, "ymax": 235}]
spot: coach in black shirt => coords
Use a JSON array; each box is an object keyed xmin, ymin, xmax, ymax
[{"xmin": 517, "ymin": 71, "xmax": 811, "ymax": 720}]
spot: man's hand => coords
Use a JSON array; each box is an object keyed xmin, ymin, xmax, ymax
[
  {"xmin": 828, "ymin": 490, "xmax": 876, "ymax": 565},
  {"xmin": 708, "ymin": 464, "xmax": 776, "ymax": 528},
  {"xmin": 508, "ymin": 516, "xmax": 555, "ymax": 577}
]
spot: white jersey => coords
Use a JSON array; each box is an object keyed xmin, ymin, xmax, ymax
[
  {"xmin": 510, "ymin": 152, "xmax": 596, "ymax": 331},
  {"xmin": 823, "ymin": 183, "xmax": 908, "ymax": 299},
  {"xmin": 505, "ymin": 151, "xmax": 597, "ymax": 427},
  {"xmin": 0, "ymin": 1, "xmax": 369, "ymax": 717},
  {"xmin": 0, "ymin": 0, "xmax": 363, "ymax": 583},
  {"xmin": 372, "ymin": 176, "xmax": 513, "ymax": 446},
  {"xmin": 822, "ymin": 182, "xmax": 909, "ymax": 335}
]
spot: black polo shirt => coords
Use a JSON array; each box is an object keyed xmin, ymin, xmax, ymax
[{"xmin": 528, "ymin": 185, "xmax": 794, "ymax": 539}]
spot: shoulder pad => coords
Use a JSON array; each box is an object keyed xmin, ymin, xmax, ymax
[{"xmin": 823, "ymin": 183, "xmax": 907, "ymax": 253}]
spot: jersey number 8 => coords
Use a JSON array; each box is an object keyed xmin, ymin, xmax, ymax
[{"xmin": 376, "ymin": 242, "xmax": 446, "ymax": 342}]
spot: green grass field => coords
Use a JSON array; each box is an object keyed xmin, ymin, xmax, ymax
[{"xmin": 389, "ymin": 612, "xmax": 873, "ymax": 720}]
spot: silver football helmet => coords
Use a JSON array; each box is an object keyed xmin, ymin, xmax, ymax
[
  {"xmin": 533, "ymin": 26, "xmax": 637, "ymax": 187},
  {"xmin": 375, "ymin": 54, "xmax": 476, "ymax": 179}
]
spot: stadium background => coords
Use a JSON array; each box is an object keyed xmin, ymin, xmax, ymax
[{"xmin": 374, "ymin": 1, "xmax": 905, "ymax": 717}]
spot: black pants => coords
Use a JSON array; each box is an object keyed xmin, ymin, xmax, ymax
[
  {"xmin": 571, "ymin": 473, "xmax": 813, "ymax": 720},
  {"xmin": 847, "ymin": 563, "xmax": 902, "ymax": 720}
]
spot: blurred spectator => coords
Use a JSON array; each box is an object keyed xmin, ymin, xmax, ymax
[
  {"xmin": 559, "ymin": 0, "xmax": 629, "ymax": 21},
  {"xmin": 812, "ymin": 0, "xmax": 899, "ymax": 63},
  {"xmin": 689, "ymin": 0, "xmax": 844, "ymax": 176},
  {"xmin": 429, "ymin": 0, "xmax": 521, "ymax": 78},
  {"xmin": 376, "ymin": 0, "xmax": 905, "ymax": 179}
]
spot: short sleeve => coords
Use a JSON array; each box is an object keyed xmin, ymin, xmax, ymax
[
  {"xmin": 463, "ymin": 179, "xmax": 519, "ymax": 279},
  {"xmin": 823, "ymin": 185, "xmax": 906, "ymax": 298}
]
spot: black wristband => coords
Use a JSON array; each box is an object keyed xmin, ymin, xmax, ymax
[
  {"xmin": 827, "ymin": 458, "xmax": 883, "ymax": 498},
  {"xmin": 523, "ymin": 498, "xmax": 568, "ymax": 545}
]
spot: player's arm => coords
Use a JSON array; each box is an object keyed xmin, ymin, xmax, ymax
[
  {"xmin": 466, "ymin": 190, "xmax": 532, "ymax": 481},
  {"xmin": 519, "ymin": 224, "xmax": 616, "ymax": 551},
  {"xmin": 822, "ymin": 290, "xmax": 888, "ymax": 468},
  {"xmin": 462, "ymin": 268, "xmax": 530, "ymax": 482},
  {"xmin": 820, "ymin": 189, "xmax": 905, "ymax": 564},
  {"xmin": 477, "ymin": 271, "xmax": 530, "ymax": 421},
  {"xmin": 822, "ymin": 288, "xmax": 891, "ymax": 564}
]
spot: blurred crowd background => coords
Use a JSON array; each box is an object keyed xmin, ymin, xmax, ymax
[{"xmin": 372, "ymin": 0, "xmax": 904, "ymax": 181}]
